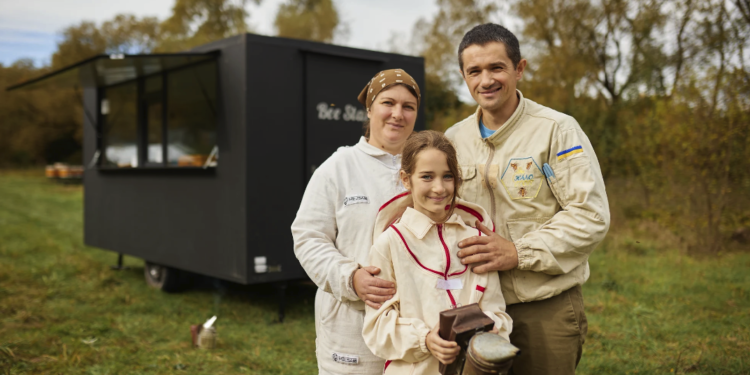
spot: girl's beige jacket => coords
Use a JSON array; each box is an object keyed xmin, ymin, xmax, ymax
[{"xmin": 363, "ymin": 195, "xmax": 513, "ymax": 375}]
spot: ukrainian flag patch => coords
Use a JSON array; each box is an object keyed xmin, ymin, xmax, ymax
[{"xmin": 557, "ymin": 145, "xmax": 583, "ymax": 161}]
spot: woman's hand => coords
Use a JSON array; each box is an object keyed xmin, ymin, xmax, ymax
[
  {"xmin": 426, "ymin": 324, "xmax": 460, "ymax": 365},
  {"xmin": 353, "ymin": 266, "xmax": 396, "ymax": 309}
]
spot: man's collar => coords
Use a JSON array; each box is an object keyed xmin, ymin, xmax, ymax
[
  {"xmin": 400, "ymin": 206, "xmax": 466, "ymax": 240},
  {"xmin": 477, "ymin": 89, "xmax": 526, "ymax": 142}
]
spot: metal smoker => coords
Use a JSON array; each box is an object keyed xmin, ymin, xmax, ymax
[{"xmin": 438, "ymin": 304, "xmax": 520, "ymax": 375}]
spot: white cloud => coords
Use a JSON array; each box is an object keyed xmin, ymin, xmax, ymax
[
  {"xmin": 0, "ymin": 0, "xmax": 174, "ymax": 34},
  {"xmin": 0, "ymin": 0, "xmax": 445, "ymax": 68}
]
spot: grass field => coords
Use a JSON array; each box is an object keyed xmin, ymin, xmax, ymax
[{"xmin": 1, "ymin": 171, "xmax": 748, "ymax": 374}]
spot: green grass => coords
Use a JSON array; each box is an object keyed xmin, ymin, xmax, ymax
[
  {"xmin": 0, "ymin": 171, "xmax": 318, "ymax": 374},
  {"xmin": 1, "ymin": 171, "xmax": 749, "ymax": 374}
]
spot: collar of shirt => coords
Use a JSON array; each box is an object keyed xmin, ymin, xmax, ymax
[
  {"xmin": 355, "ymin": 136, "xmax": 402, "ymax": 168},
  {"xmin": 477, "ymin": 89, "xmax": 526, "ymax": 144},
  {"xmin": 400, "ymin": 206, "xmax": 467, "ymax": 239},
  {"xmin": 479, "ymin": 118, "xmax": 495, "ymax": 139}
]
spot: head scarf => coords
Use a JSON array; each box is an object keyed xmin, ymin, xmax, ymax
[{"xmin": 357, "ymin": 68, "xmax": 421, "ymax": 110}]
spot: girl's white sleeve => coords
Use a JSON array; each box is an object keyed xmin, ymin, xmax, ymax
[
  {"xmin": 290, "ymin": 171, "xmax": 359, "ymax": 302},
  {"xmin": 479, "ymin": 272, "xmax": 513, "ymax": 342},
  {"xmin": 362, "ymin": 231, "xmax": 432, "ymax": 362}
]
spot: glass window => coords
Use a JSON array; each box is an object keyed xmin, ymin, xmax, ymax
[
  {"xmin": 102, "ymin": 82, "xmax": 138, "ymax": 168},
  {"xmin": 144, "ymin": 76, "xmax": 163, "ymax": 166},
  {"xmin": 146, "ymin": 102, "xmax": 163, "ymax": 165},
  {"xmin": 98, "ymin": 60, "xmax": 218, "ymax": 169},
  {"xmin": 166, "ymin": 62, "xmax": 217, "ymax": 167}
]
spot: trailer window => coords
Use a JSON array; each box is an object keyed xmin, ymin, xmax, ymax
[
  {"xmin": 99, "ymin": 60, "xmax": 218, "ymax": 169},
  {"xmin": 102, "ymin": 81, "xmax": 138, "ymax": 168},
  {"xmin": 144, "ymin": 76, "xmax": 164, "ymax": 166},
  {"xmin": 166, "ymin": 62, "xmax": 218, "ymax": 167}
]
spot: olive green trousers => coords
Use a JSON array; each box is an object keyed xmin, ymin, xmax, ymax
[{"xmin": 506, "ymin": 285, "xmax": 588, "ymax": 375}]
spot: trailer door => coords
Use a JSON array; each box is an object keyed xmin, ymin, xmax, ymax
[{"xmin": 304, "ymin": 53, "xmax": 381, "ymax": 180}]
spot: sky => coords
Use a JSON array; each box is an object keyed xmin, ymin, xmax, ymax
[
  {"xmin": 0, "ymin": 0, "xmax": 438, "ymax": 67},
  {"xmin": 0, "ymin": 0, "xmax": 490, "ymax": 101}
]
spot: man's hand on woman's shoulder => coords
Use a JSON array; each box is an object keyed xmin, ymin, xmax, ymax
[
  {"xmin": 353, "ymin": 266, "xmax": 396, "ymax": 309},
  {"xmin": 457, "ymin": 222, "xmax": 519, "ymax": 274}
]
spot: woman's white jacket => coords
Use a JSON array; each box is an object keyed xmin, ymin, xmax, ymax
[{"xmin": 291, "ymin": 136, "xmax": 406, "ymax": 374}]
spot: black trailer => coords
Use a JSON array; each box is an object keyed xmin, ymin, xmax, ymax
[{"xmin": 8, "ymin": 34, "xmax": 425, "ymax": 294}]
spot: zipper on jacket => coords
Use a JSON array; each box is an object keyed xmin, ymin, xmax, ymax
[
  {"xmin": 483, "ymin": 138, "xmax": 497, "ymax": 222},
  {"xmin": 437, "ymin": 224, "xmax": 458, "ymax": 307}
]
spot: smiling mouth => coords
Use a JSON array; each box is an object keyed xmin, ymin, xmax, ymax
[
  {"xmin": 428, "ymin": 196, "xmax": 447, "ymax": 202},
  {"xmin": 480, "ymin": 87, "xmax": 501, "ymax": 96},
  {"xmin": 387, "ymin": 123, "xmax": 404, "ymax": 129}
]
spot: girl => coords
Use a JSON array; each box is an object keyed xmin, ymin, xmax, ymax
[{"xmin": 362, "ymin": 130, "xmax": 513, "ymax": 374}]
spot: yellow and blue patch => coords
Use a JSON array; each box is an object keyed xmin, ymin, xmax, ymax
[{"xmin": 557, "ymin": 145, "xmax": 583, "ymax": 161}]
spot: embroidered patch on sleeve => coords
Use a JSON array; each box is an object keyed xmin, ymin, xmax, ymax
[
  {"xmin": 556, "ymin": 145, "xmax": 584, "ymax": 161},
  {"xmin": 501, "ymin": 157, "xmax": 544, "ymax": 200}
]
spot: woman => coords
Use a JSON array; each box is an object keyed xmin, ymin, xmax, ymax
[{"xmin": 291, "ymin": 69, "xmax": 421, "ymax": 374}]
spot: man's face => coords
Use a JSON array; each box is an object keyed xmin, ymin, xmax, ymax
[{"xmin": 460, "ymin": 42, "xmax": 526, "ymax": 114}]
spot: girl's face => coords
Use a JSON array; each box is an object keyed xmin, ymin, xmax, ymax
[
  {"xmin": 401, "ymin": 148, "xmax": 455, "ymax": 223},
  {"xmin": 367, "ymin": 85, "xmax": 418, "ymax": 154}
]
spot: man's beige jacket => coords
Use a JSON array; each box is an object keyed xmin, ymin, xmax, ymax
[
  {"xmin": 363, "ymin": 196, "xmax": 513, "ymax": 375},
  {"xmin": 445, "ymin": 91, "xmax": 610, "ymax": 304}
]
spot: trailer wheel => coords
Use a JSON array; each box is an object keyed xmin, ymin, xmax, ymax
[{"xmin": 144, "ymin": 262, "xmax": 186, "ymax": 293}]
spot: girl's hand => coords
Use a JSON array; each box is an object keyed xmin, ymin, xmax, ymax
[
  {"xmin": 353, "ymin": 266, "xmax": 396, "ymax": 309},
  {"xmin": 426, "ymin": 325, "xmax": 460, "ymax": 365}
]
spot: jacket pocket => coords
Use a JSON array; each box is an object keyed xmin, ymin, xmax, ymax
[
  {"xmin": 506, "ymin": 217, "xmax": 551, "ymax": 241},
  {"xmin": 316, "ymin": 292, "xmax": 381, "ymax": 372},
  {"xmin": 506, "ymin": 218, "xmax": 558, "ymax": 302},
  {"xmin": 459, "ymin": 165, "xmax": 481, "ymax": 202},
  {"xmin": 545, "ymin": 175, "xmax": 567, "ymax": 207}
]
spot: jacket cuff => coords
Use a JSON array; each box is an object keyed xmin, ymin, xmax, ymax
[
  {"xmin": 418, "ymin": 327, "xmax": 431, "ymax": 355},
  {"xmin": 347, "ymin": 264, "xmax": 362, "ymax": 300},
  {"xmin": 514, "ymin": 239, "xmax": 534, "ymax": 271}
]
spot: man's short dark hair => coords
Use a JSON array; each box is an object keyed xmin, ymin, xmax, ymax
[{"xmin": 458, "ymin": 23, "xmax": 522, "ymax": 71}]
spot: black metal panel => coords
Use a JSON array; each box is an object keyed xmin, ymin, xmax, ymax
[
  {"xmin": 81, "ymin": 33, "xmax": 425, "ymax": 286},
  {"xmin": 84, "ymin": 36, "xmax": 249, "ymax": 283},
  {"xmin": 241, "ymin": 35, "xmax": 425, "ymax": 284},
  {"xmin": 304, "ymin": 53, "xmax": 381, "ymax": 179},
  {"xmin": 243, "ymin": 39, "xmax": 308, "ymax": 284}
]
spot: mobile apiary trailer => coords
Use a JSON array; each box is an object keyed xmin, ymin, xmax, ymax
[{"xmin": 8, "ymin": 34, "xmax": 425, "ymax": 297}]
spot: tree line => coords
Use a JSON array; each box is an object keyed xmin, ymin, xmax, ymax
[{"xmin": 1, "ymin": 0, "xmax": 748, "ymax": 251}]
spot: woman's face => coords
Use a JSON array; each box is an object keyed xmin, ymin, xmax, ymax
[
  {"xmin": 401, "ymin": 148, "xmax": 455, "ymax": 223},
  {"xmin": 367, "ymin": 85, "xmax": 418, "ymax": 154}
]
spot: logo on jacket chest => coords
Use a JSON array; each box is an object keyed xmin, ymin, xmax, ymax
[
  {"xmin": 343, "ymin": 195, "xmax": 370, "ymax": 206},
  {"xmin": 501, "ymin": 157, "xmax": 544, "ymax": 200}
]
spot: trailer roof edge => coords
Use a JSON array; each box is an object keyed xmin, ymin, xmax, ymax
[{"xmin": 6, "ymin": 51, "xmax": 220, "ymax": 92}]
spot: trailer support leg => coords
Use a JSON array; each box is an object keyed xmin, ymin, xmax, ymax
[
  {"xmin": 110, "ymin": 253, "xmax": 129, "ymax": 270},
  {"xmin": 277, "ymin": 282, "xmax": 288, "ymax": 323}
]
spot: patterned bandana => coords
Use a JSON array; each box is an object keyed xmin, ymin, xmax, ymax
[{"xmin": 357, "ymin": 68, "xmax": 421, "ymax": 110}]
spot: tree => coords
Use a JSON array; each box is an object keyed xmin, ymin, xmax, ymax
[
  {"xmin": 403, "ymin": 0, "xmax": 499, "ymax": 130},
  {"xmin": 52, "ymin": 15, "xmax": 160, "ymax": 69},
  {"xmin": 157, "ymin": 0, "xmax": 257, "ymax": 52},
  {"xmin": 0, "ymin": 61, "xmax": 83, "ymax": 166},
  {"xmin": 274, "ymin": 0, "xmax": 346, "ymax": 43}
]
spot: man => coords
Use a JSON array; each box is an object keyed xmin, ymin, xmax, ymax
[{"xmin": 445, "ymin": 23, "xmax": 610, "ymax": 375}]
